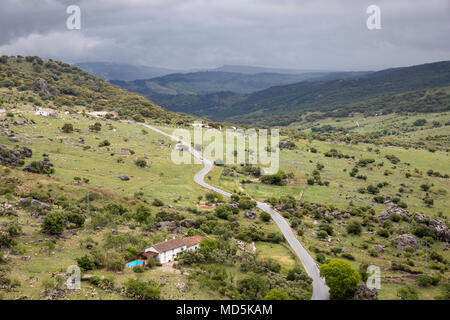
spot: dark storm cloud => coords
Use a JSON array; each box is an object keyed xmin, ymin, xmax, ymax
[{"xmin": 0, "ymin": 0, "xmax": 449, "ymax": 70}]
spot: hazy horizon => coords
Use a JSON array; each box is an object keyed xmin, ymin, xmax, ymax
[{"xmin": 1, "ymin": 0, "xmax": 449, "ymax": 71}]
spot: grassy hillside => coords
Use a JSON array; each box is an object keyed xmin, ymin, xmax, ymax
[
  {"xmin": 0, "ymin": 103, "xmax": 312, "ymax": 300},
  {"xmin": 123, "ymin": 61, "xmax": 450, "ymax": 126},
  {"xmin": 0, "ymin": 55, "xmax": 199, "ymax": 126}
]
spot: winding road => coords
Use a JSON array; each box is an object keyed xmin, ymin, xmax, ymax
[{"xmin": 139, "ymin": 123, "xmax": 329, "ymax": 300}]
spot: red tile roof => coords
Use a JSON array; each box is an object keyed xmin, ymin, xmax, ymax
[
  {"xmin": 183, "ymin": 236, "xmax": 204, "ymax": 248},
  {"xmin": 152, "ymin": 238, "xmax": 185, "ymax": 253}
]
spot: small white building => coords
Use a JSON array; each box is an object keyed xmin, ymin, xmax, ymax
[
  {"xmin": 144, "ymin": 236, "xmax": 203, "ymax": 264},
  {"xmin": 35, "ymin": 108, "xmax": 56, "ymax": 117}
]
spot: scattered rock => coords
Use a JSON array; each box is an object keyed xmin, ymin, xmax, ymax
[
  {"xmin": 353, "ymin": 284, "xmax": 378, "ymax": 300},
  {"xmin": 374, "ymin": 245, "xmax": 384, "ymax": 253},
  {"xmin": 395, "ymin": 234, "xmax": 419, "ymax": 251},
  {"xmin": 244, "ymin": 209, "xmax": 257, "ymax": 219},
  {"xmin": 176, "ymin": 282, "xmax": 186, "ymax": 293},
  {"xmin": 117, "ymin": 174, "xmax": 130, "ymax": 181},
  {"xmin": 156, "ymin": 221, "xmax": 177, "ymax": 230}
]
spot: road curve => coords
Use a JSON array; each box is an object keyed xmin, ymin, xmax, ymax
[{"xmin": 139, "ymin": 123, "xmax": 329, "ymax": 300}]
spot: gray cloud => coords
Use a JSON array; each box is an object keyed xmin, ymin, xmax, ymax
[{"xmin": 0, "ymin": 0, "xmax": 449, "ymax": 70}]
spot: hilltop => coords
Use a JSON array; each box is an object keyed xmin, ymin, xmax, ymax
[{"xmin": 0, "ymin": 55, "xmax": 199, "ymax": 126}]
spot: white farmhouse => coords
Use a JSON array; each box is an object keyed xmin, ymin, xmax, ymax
[
  {"xmin": 35, "ymin": 108, "xmax": 56, "ymax": 117},
  {"xmin": 144, "ymin": 236, "xmax": 203, "ymax": 264}
]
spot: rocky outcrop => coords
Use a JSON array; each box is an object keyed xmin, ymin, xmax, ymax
[
  {"xmin": 22, "ymin": 160, "xmax": 54, "ymax": 174},
  {"xmin": 378, "ymin": 201, "xmax": 411, "ymax": 221},
  {"xmin": 156, "ymin": 221, "xmax": 177, "ymax": 230},
  {"xmin": 180, "ymin": 219, "xmax": 195, "ymax": 228},
  {"xmin": 414, "ymin": 213, "xmax": 450, "ymax": 243},
  {"xmin": 353, "ymin": 284, "xmax": 378, "ymax": 300},
  {"xmin": 395, "ymin": 234, "xmax": 419, "ymax": 251},
  {"xmin": 244, "ymin": 209, "xmax": 257, "ymax": 219},
  {"xmin": 323, "ymin": 210, "xmax": 346, "ymax": 219},
  {"xmin": 374, "ymin": 244, "xmax": 384, "ymax": 253},
  {"xmin": 0, "ymin": 145, "xmax": 32, "ymax": 167},
  {"xmin": 279, "ymin": 140, "xmax": 296, "ymax": 149},
  {"xmin": 33, "ymin": 78, "xmax": 58, "ymax": 96},
  {"xmin": 17, "ymin": 199, "xmax": 51, "ymax": 215}
]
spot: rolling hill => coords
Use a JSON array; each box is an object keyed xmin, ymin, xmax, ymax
[
  {"xmin": 75, "ymin": 62, "xmax": 180, "ymax": 81},
  {"xmin": 0, "ymin": 55, "xmax": 199, "ymax": 126},
  {"xmin": 120, "ymin": 61, "xmax": 450, "ymax": 126}
]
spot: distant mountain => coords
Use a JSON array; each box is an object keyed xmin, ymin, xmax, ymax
[
  {"xmin": 74, "ymin": 62, "xmax": 180, "ymax": 81},
  {"xmin": 213, "ymin": 65, "xmax": 327, "ymax": 75},
  {"xmin": 124, "ymin": 61, "xmax": 450, "ymax": 126},
  {"xmin": 221, "ymin": 61, "xmax": 450, "ymax": 125},
  {"xmin": 111, "ymin": 71, "xmax": 333, "ymax": 96}
]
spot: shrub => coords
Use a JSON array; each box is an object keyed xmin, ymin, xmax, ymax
[
  {"xmin": 346, "ymin": 221, "xmax": 362, "ymax": 236},
  {"xmin": 99, "ymin": 140, "xmax": 110, "ymax": 147},
  {"xmin": 377, "ymin": 228, "xmax": 390, "ymax": 238},
  {"xmin": 264, "ymin": 288, "xmax": 290, "ymax": 300},
  {"xmin": 133, "ymin": 266, "xmax": 144, "ymax": 273},
  {"xmin": 76, "ymin": 255, "xmax": 95, "ymax": 271},
  {"xmin": 260, "ymin": 212, "xmax": 271, "ymax": 222},
  {"xmin": 41, "ymin": 212, "xmax": 65, "ymax": 235},
  {"xmin": 397, "ymin": 285, "xmax": 419, "ymax": 300},
  {"xmin": 61, "ymin": 123, "xmax": 74, "ymax": 133},
  {"xmin": 124, "ymin": 279, "xmax": 160, "ymax": 300},
  {"xmin": 317, "ymin": 230, "xmax": 328, "ymax": 239},
  {"xmin": 134, "ymin": 158, "xmax": 147, "ymax": 168},
  {"xmin": 417, "ymin": 274, "xmax": 440, "ymax": 287}
]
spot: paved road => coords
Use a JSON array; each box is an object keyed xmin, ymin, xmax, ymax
[{"xmin": 140, "ymin": 123, "xmax": 329, "ymax": 300}]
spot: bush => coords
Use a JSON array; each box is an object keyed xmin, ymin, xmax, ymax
[
  {"xmin": 99, "ymin": 140, "xmax": 110, "ymax": 147},
  {"xmin": 346, "ymin": 221, "xmax": 362, "ymax": 236},
  {"xmin": 260, "ymin": 212, "xmax": 271, "ymax": 222},
  {"xmin": 397, "ymin": 285, "xmax": 419, "ymax": 300},
  {"xmin": 417, "ymin": 274, "xmax": 440, "ymax": 287},
  {"xmin": 264, "ymin": 288, "xmax": 290, "ymax": 300},
  {"xmin": 317, "ymin": 230, "xmax": 328, "ymax": 240},
  {"xmin": 238, "ymin": 197, "xmax": 256, "ymax": 210},
  {"xmin": 125, "ymin": 279, "xmax": 160, "ymax": 300},
  {"xmin": 134, "ymin": 204, "xmax": 153, "ymax": 224},
  {"xmin": 76, "ymin": 255, "xmax": 95, "ymax": 271},
  {"xmin": 377, "ymin": 228, "xmax": 390, "ymax": 238},
  {"xmin": 133, "ymin": 266, "xmax": 144, "ymax": 273},
  {"xmin": 41, "ymin": 212, "xmax": 65, "ymax": 235},
  {"xmin": 134, "ymin": 158, "xmax": 147, "ymax": 168},
  {"xmin": 61, "ymin": 123, "xmax": 74, "ymax": 133}
]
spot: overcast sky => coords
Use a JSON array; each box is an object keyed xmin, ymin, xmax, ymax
[{"xmin": 0, "ymin": 0, "xmax": 449, "ymax": 71}]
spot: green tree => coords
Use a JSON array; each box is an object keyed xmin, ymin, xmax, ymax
[
  {"xmin": 264, "ymin": 288, "xmax": 290, "ymax": 300},
  {"xmin": 199, "ymin": 238, "xmax": 218, "ymax": 252},
  {"xmin": 320, "ymin": 259, "xmax": 360, "ymax": 299},
  {"xmin": 134, "ymin": 204, "xmax": 152, "ymax": 224},
  {"xmin": 41, "ymin": 212, "xmax": 65, "ymax": 235}
]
